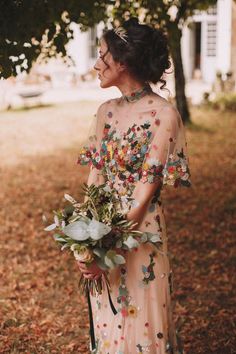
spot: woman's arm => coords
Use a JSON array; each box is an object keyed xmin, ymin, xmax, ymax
[{"xmin": 126, "ymin": 179, "xmax": 162, "ymax": 227}]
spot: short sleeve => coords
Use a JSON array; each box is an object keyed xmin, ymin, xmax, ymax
[{"xmin": 142, "ymin": 106, "xmax": 191, "ymax": 188}]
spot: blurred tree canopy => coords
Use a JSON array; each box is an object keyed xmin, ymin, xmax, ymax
[
  {"xmin": 0, "ymin": 0, "xmax": 108, "ymax": 78},
  {"xmin": 0, "ymin": 0, "xmax": 218, "ymax": 122}
]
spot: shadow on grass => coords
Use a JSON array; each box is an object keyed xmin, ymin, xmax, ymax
[
  {"xmin": 185, "ymin": 120, "xmax": 215, "ymax": 134},
  {"xmin": 6, "ymin": 103, "xmax": 55, "ymax": 112}
]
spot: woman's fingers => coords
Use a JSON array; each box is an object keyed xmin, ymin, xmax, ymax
[
  {"xmin": 77, "ymin": 260, "xmax": 104, "ymax": 280},
  {"xmin": 83, "ymin": 272, "xmax": 102, "ymax": 280},
  {"xmin": 93, "ymin": 273, "xmax": 102, "ymax": 280},
  {"xmin": 77, "ymin": 261, "xmax": 88, "ymax": 271}
]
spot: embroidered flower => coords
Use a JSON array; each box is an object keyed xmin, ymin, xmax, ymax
[{"xmin": 128, "ymin": 305, "xmax": 138, "ymax": 318}]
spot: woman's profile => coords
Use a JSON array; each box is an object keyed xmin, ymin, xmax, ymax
[{"xmin": 77, "ymin": 17, "xmax": 191, "ymax": 354}]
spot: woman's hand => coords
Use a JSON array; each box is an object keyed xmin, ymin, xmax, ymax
[{"xmin": 77, "ymin": 260, "xmax": 104, "ymax": 280}]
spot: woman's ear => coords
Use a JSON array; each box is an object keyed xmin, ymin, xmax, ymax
[{"xmin": 117, "ymin": 62, "xmax": 126, "ymax": 73}]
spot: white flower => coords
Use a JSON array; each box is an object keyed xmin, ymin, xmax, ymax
[
  {"xmin": 63, "ymin": 220, "xmax": 90, "ymax": 240},
  {"xmin": 103, "ymin": 184, "xmax": 112, "ymax": 193},
  {"xmin": 87, "ymin": 219, "xmax": 111, "ymax": 240},
  {"xmin": 130, "ymin": 199, "xmax": 140, "ymax": 208},
  {"xmin": 146, "ymin": 158, "xmax": 161, "ymax": 166},
  {"xmin": 113, "ymin": 131, "xmax": 121, "ymax": 140},
  {"xmin": 121, "ymin": 195, "xmax": 129, "ymax": 204},
  {"xmin": 181, "ymin": 173, "xmax": 190, "ymax": 181}
]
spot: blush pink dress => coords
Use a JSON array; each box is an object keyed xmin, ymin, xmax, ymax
[{"xmin": 77, "ymin": 88, "xmax": 191, "ymax": 354}]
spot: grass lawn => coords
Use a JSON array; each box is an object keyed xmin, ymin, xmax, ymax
[{"xmin": 0, "ymin": 105, "xmax": 235, "ymax": 353}]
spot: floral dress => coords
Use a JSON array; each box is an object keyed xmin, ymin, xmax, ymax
[{"xmin": 77, "ymin": 89, "xmax": 191, "ymax": 354}]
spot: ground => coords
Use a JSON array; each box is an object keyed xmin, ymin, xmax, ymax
[{"xmin": 0, "ymin": 103, "xmax": 235, "ymax": 353}]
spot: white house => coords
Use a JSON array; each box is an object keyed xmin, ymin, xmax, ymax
[
  {"xmin": 67, "ymin": 0, "xmax": 236, "ymax": 87},
  {"xmin": 181, "ymin": 0, "xmax": 235, "ymax": 84}
]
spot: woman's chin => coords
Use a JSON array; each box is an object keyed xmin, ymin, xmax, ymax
[{"xmin": 99, "ymin": 80, "xmax": 111, "ymax": 89}]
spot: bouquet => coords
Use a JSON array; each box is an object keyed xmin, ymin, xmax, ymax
[{"xmin": 43, "ymin": 183, "xmax": 162, "ymax": 296}]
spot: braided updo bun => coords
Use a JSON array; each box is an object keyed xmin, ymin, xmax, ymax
[{"xmin": 102, "ymin": 17, "xmax": 171, "ymax": 88}]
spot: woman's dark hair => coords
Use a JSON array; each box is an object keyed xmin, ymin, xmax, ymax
[{"xmin": 101, "ymin": 17, "xmax": 171, "ymax": 89}]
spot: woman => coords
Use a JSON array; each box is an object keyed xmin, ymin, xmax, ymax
[{"xmin": 77, "ymin": 17, "xmax": 191, "ymax": 354}]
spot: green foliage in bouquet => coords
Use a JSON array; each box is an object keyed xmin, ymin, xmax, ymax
[{"xmin": 44, "ymin": 183, "xmax": 162, "ymax": 295}]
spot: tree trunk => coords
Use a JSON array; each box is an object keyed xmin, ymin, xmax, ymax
[{"xmin": 168, "ymin": 24, "xmax": 191, "ymax": 124}]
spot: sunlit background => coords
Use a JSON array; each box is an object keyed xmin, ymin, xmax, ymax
[{"xmin": 0, "ymin": 0, "xmax": 235, "ymax": 353}]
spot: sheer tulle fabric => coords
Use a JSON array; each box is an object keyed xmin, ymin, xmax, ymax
[{"xmin": 77, "ymin": 92, "xmax": 191, "ymax": 353}]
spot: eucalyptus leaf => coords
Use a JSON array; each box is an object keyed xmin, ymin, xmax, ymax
[
  {"xmin": 105, "ymin": 250, "xmax": 116, "ymax": 259},
  {"xmin": 104, "ymin": 256, "xmax": 115, "ymax": 269},
  {"xmin": 63, "ymin": 221, "xmax": 90, "ymax": 241},
  {"xmin": 123, "ymin": 236, "xmax": 139, "ymax": 249},
  {"xmin": 93, "ymin": 248, "xmax": 105, "ymax": 258},
  {"xmin": 96, "ymin": 257, "xmax": 108, "ymax": 271},
  {"xmin": 141, "ymin": 233, "xmax": 148, "ymax": 243},
  {"xmin": 150, "ymin": 233, "xmax": 162, "ymax": 243},
  {"xmin": 44, "ymin": 223, "xmax": 57, "ymax": 231},
  {"xmin": 115, "ymin": 239, "xmax": 122, "ymax": 248},
  {"xmin": 53, "ymin": 234, "xmax": 67, "ymax": 242},
  {"xmin": 113, "ymin": 254, "xmax": 126, "ymax": 265}
]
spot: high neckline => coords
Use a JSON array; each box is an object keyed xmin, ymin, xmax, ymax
[{"xmin": 121, "ymin": 83, "xmax": 152, "ymax": 103}]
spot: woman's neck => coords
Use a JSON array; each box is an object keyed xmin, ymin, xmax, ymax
[{"xmin": 116, "ymin": 75, "xmax": 146, "ymax": 97}]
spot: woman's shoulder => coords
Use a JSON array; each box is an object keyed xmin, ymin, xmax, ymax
[
  {"xmin": 97, "ymin": 98, "xmax": 119, "ymax": 112},
  {"xmin": 150, "ymin": 92, "xmax": 182, "ymax": 127},
  {"xmin": 149, "ymin": 92, "xmax": 175, "ymax": 112}
]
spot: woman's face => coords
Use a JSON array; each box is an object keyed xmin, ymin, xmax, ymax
[{"xmin": 93, "ymin": 38, "xmax": 125, "ymax": 88}]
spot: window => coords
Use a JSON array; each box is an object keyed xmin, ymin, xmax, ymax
[
  {"xmin": 206, "ymin": 21, "xmax": 217, "ymax": 57},
  {"xmin": 207, "ymin": 5, "xmax": 217, "ymax": 15}
]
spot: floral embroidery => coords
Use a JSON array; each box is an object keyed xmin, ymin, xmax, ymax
[
  {"xmin": 141, "ymin": 252, "xmax": 156, "ymax": 285},
  {"xmin": 157, "ymin": 332, "xmax": 164, "ymax": 339},
  {"xmin": 128, "ymin": 304, "xmax": 138, "ymax": 318},
  {"xmin": 77, "ymin": 121, "xmax": 191, "ymax": 194},
  {"xmin": 162, "ymin": 149, "xmax": 191, "ymax": 188},
  {"xmin": 136, "ymin": 344, "xmax": 143, "ymax": 353},
  {"xmin": 117, "ymin": 266, "xmax": 131, "ymax": 316},
  {"xmin": 136, "ymin": 339, "xmax": 152, "ymax": 353},
  {"xmin": 148, "ymin": 188, "xmax": 161, "ymax": 213}
]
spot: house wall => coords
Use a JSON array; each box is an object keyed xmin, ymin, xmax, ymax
[
  {"xmin": 67, "ymin": 22, "xmax": 104, "ymax": 75},
  {"xmin": 216, "ymin": 0, "xmax": 232, "ymax": 74},
  {"xmin": 182, "ymin": 0, "xmax": 234, "ymax": 84},
  {"xmin": 66, "ymin": 22, "xmax": 90, "ymax": 74},
  {"xmin": 231, "ymin": 1, "xmax": 236, "ymax": 79}
]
